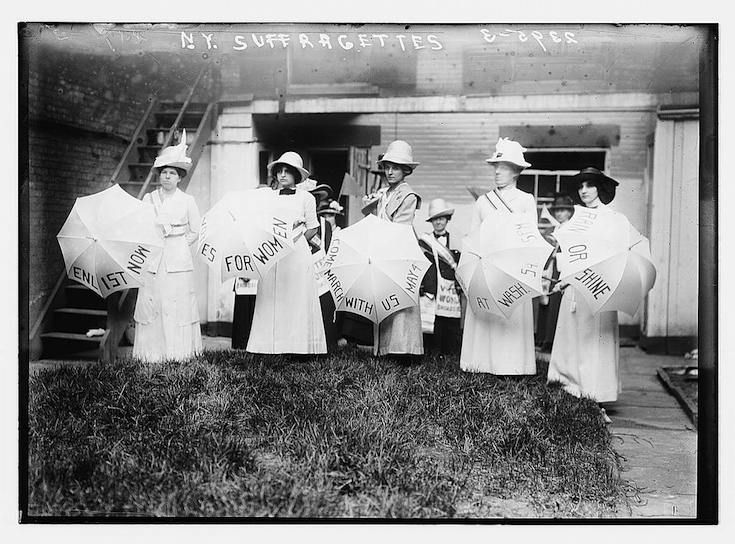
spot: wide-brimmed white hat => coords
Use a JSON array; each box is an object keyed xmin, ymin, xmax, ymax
[
  {"xmin": 486, "ymin": 137, "xmax": 531, "ymax": 169},
  {"xmin": 377, "ymin": 140, "xmax": 420, "ymax": 170},
  {"xmin": 426, "ymin": 198, "xmax": 455, "ymax": 221},
  {"xmin": 153, "ymin": 129, "xmax": 192, "ymax": 172},
  {"xmin": 268, "ymin": 151, "xmax": 310, "ymax": 183}
]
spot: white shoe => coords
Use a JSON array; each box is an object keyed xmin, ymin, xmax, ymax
[{"xmin": 600, "ymin": 408, "xmax": 612, "ymax": 425}]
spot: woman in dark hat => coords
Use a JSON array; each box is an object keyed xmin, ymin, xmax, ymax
[
  {"xmin": 547, "ymin": 167, "xmax": 643, "ymax": 424},
  {"xmin": 551, "ymin": 193, "xmax": 575, "ymax": 224},
  {"xmin": 571, "ymin": 167, "xmax": 618, "ymax": 206}
]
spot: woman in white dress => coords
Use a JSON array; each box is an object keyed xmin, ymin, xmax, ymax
[
  {"xmin": 547, "ymin": 167, "xmax": 641, "ymax": 423},
  {"xmin": 246, "ymin": 152, "xmax": 327, "ymax": 354},
  {"xmin": 133, "ymin": 133, "xmax": 203, "ymax": 362},
  {"xmin": 460, "ymin": 138, "xmax": 537, "ymax": 375}
]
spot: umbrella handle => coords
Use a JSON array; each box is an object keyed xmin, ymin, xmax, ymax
[
  {"xmin": 551, "ymin": 282, "xmax": 569, "ymax": 293},
  {"xmin": 373, "ymin": 322, "xmax": 379, "ymax": 356}
]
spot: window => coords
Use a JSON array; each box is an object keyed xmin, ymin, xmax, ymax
[{"xmin": 517, "ymin": 149, "xmax": 608, "ymax": 213}]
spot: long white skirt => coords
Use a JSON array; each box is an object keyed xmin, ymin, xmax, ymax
[
  {"xmin": 547, "ymin": 290, "xmax": 620, "ymax": 402},
  {"xmin": 246, "ymin": 238, "xmax": 327, "ymax": 354},
  {"xmin": 459, "ymin": 298, "xmax": 536, "ymax": 375},
  {"xmin": 132, "ymin": 265, "xmax": 202, "ymax": 363},
  {"xmin": 377, "ymin": 305, "xmax": 423, "ymax": 356}
]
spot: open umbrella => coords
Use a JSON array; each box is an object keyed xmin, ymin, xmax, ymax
[
  {"xmin": 456, "ymin": 212, "xmax": 554, "ymax": 319},
  {"xmin": 56, "ymin": 184, "xmax": 164, "ymax": 297},
  {"xmin": 323, "ymin": 214, "xmax": 430, "ymax": 351},
  {"xmin": 555, "ymin": 205, "xmax": 656, "ymax": 316},
  {"xmin": 197, "ymin": 188, "xmax": 298, "ymax": 282}
]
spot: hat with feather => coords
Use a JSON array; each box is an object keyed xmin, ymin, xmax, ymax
[{"xmin": 153, "ymin": 129, "xmax": 192, "ymax": 173}]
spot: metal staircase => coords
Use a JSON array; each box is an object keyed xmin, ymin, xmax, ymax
[{"xmin": 31, "ymin": 66, "xmax": 218, "ymax": 362}]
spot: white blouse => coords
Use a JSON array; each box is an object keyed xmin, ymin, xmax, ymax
[
  {"xmin": 280, "ymin": 187, "xmax": 319, "ymax": 231},
  {"xmin": 143, "ymin": 188, "xmax": 201, "ymax": 273},
  {"xmin": 471, "ymin": 186, "xmax": 537, "ymax": 230}
]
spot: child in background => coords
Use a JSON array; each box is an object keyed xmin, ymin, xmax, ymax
[{"xmin": 418, "ymin": 198, "xmax": 462, "ymax": 356}]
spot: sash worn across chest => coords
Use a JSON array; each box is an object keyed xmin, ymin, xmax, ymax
[
  {"xmin": 484, "ymin": 189, "xmax": 515, "ymax": 213},
  {"xmin": 383, "ymin": 183, "xmax": 422, "ymax": 219},
  {"xmin": 152, "ymin": 189, "xmax": 188, "ymax": 236}
]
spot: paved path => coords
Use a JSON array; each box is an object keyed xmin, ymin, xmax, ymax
[
  {"xmin": 611, "ymin": 347, "xmax": 697, "ymax": 518},
  {"xmin": 541, "ymin": 346, "xmax": 697, "ymax": 518}
]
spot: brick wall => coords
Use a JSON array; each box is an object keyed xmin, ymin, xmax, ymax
[
  {"xmin": 24, "ymin": 43, "xmax": 212, "ymax": 328},
  {"xmin": 28, "ymin": 127, "xmax": 124, "ymax": 323},
  {"xmin": 350, "ymin": 108, "xmax": 658, "ymax": 328},
  {"xmin": 357, "ymin": 109, "xmax": 655, "ymax": 215}
]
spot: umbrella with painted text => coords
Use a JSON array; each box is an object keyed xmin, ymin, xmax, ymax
[
  {"xmin": 322, "ymin": 214, "xmax": 431, "ymax": 324},
  {"xmin": 197, "ymin": 188, "xmax": 298, "ymax": 282},
  {"xmin": 554, "ymin": 205, "xmax": 656, "ymax": 316},
  {"xmin": 456, "ymin": 211, "xmax": 554, "ymax": 319},
  {"xmin": 56, "ymin": 184, "xmax": 164, "ymax": 297}
]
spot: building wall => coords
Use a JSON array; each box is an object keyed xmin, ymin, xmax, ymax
[
  {"xmin": 244, "ymin": 93, "xmax": 697, "ymax": 329},
  {"xmin": 360, "ymin": 109, "xmax": 653, "ymax": 211},
  {"xmin": 204, "ymin": 105, "xmax": 261, "ymax": 327},
  {"xmin": 28, "ymin": 128, "xmax": 124, "ymax": 325},
  {"xmin": 25, "ymin": 44, "xmax": 211, "ymax": 330},
  {"xmin": 360, "ymin": 110, "xmax": 655, "ymax": 326},
  {"xmin": 251, "ymin": 91, "xmax": 695, "ymax": 331},
  {"xmin": 645, "ymin": 116, "xmax": 699, "ymax": 345},
  {"xmin": 25, "ymin": 31, "xmax": 700, "ymax": 340}
]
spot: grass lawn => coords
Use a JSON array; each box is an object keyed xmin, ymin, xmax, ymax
[{"xmin": 27, "ymin": 348, "xmax": 628, "ymax": 518}]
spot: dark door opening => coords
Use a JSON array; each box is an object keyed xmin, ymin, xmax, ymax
[
  {"xmin": 308, "ymin": 149, "xmax": 349, "ymax": 228},
  {"xmin": 308, "ymin": 150, "xmax": 349, "ymax": 196}
]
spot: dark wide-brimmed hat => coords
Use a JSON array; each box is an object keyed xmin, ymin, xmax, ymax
[
  {"xmin": 311, "ymin": 183, "xmax": 333, "ymax": 200},
  {"xmin": 317, "ymin": 199, "xmax": 344, "ymax": 217},
  {"xmin": 550, "ymin": 193, "xmax": 575, "ymax": 211},
  {"xmin": 295, "ymin": 179, "xmax": 333, "ymax": 204},
  {"xmin": 571, "ymin": 167, "xmax": 619, "ymax": 205}
]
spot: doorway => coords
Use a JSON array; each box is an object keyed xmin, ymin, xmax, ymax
[
  {"xmin": 308, "ymin": 149, "xmax": 350, "ymax": 227},
  {"xmin": 308, "ymin": 150, "xmax": 349, "ymax": 195}
]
